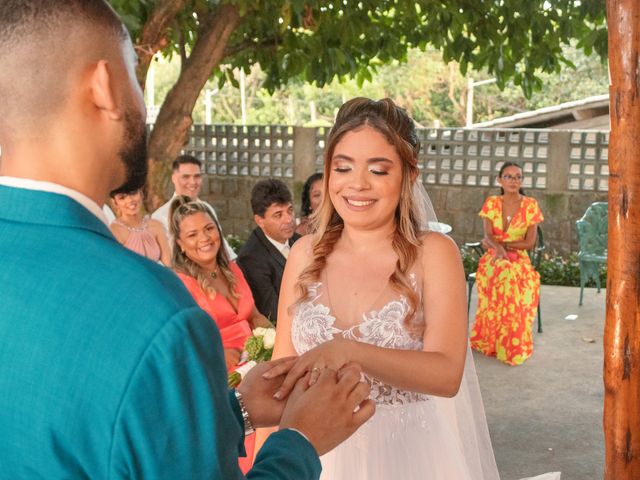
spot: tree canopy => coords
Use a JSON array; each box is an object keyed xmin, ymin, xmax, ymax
[
  {"xmin": 151, "ymin": 45, "xmax": 608, "ymax": 127},
  {"xmin": 107, "ymin": 0, "xmax": 607, "ymax": 201}
]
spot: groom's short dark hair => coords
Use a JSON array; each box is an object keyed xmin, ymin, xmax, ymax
[
  {"xmin": 1, "ymin": 0, "xmax": 125, "ymax": 50},
  {"xmin": 0, "ymin": 0, "xmax": 126, "ymax": 130}
]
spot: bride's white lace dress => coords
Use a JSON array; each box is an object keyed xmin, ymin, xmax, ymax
[{"xmin": 291, "ymin": 277, "xmax": 560, "ymax": 480}]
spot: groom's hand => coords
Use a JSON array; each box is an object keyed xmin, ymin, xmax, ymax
[
  {"xmin": 236, "ymin": 356, "xmax": 297, "ymax": 428},
  {"xmin": 279, "ymin": 363, "xmax": 375, "ymax": 456}
]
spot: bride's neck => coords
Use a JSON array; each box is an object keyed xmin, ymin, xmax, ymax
[{"xmin": 339, "ymin": 223, "xmax": 395, "ymax": 253}]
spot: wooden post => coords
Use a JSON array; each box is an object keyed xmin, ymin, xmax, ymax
[{"xmin": 604, "ymin": 1, "xmax": 640, "ymax": 478}]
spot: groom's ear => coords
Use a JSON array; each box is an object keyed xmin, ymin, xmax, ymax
[{"xmin": 90, "ymin": 60, "xmax": 122, "ymax": 121}]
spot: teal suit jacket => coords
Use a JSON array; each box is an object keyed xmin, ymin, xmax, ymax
[{"xmin": 0, "ymin": 185, "xmax": 320, "ymax": 479}]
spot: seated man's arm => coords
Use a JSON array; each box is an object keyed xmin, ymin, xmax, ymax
[{"xmin": 109, "ymin": 307, "xmax": 319, "ymax": 479}]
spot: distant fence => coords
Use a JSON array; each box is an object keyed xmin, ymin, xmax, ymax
[{"xmin": 182, "ymin": 125, "xmax": 609, "ymax": 255}]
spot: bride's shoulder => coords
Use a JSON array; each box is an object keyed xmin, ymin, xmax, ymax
[
  {"xmin": 418, "ymin": 230, "xmax": 458, "ymax": 248},
  {"xmin": 290, "ymin": 233, "xmax": 313, "ymax": 255},
  {"xmin": 288, "ymin": 234, "xmax": 314, "ymax": 267},
  {"xmin": 417, "ymin": 231, "xmax": 462, "ymax": 264}
]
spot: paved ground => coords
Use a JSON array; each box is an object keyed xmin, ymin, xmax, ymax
[{"xmin": 471, "ymin": 285, "xmax": 606, "ymax": 480}]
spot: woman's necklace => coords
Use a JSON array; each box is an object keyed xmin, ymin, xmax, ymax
[
  {"xmin": 210, "ymin": 268, "xmax": 219, "ymax": 280},
  {"xmin": 503, "ymin": 194, "xmax": 521, "ymax": 225},
  {"xmin": 117, "ymin": 216, "xmax": 144, "ymax": 231}
]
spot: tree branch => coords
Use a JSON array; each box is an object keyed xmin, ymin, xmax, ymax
[
  {"xmin": 224, "ymin": 37, "xmax": 281, "ymax": 58},
  {"xmin": 147, "ymin": 4, "xmax": 242, "ymax": 202},
  {"xmin": 219, "ymin": 92, "xmax": 238, "ymax": 121},
  {"xmin": 134, "ymin": 0, "xmax": 190, "ymax": 89},
  {"xmin": 178, "ymin": 21, "xmax": 188, "ymax": 70}
]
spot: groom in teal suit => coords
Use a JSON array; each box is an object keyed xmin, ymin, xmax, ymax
[{"xmin": 0, "ymin": 1, "xmax": 374, "ymax": 478}]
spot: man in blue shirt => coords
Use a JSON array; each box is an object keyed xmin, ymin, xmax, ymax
[{"xmin": 0, "ymin": 1, "xmax": 374, "ymax": 478}]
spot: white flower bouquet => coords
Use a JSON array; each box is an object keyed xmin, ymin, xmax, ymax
[{"xmin": 228, "ymin": 327, "xmax": 276, "ymax": 387}]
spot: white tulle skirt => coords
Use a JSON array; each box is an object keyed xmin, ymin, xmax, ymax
[
  {"xmin": 319, "ymin": 348, "xmax": 562, "ymax": 480},
  {"xmin": 320, "ymin": 399, "xmax": 483, "ymax": 480}
]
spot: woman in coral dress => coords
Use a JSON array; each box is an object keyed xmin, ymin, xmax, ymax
[
  {"xmin": 169, "ymin": 196, "xmax": 272, "ymax": 473},
  {"xmin": 470, "ymin": 162, "xmax": 544, "ymax": 366}
]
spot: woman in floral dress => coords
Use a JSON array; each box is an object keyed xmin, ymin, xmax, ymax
[{"xmin": 470, "ymin": 162, "xmax": 544, "ymax": 366}]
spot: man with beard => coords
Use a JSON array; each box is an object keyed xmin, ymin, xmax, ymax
[{"xmin": 0, "ymin": 1, "xmax": 374, "ymax": 479}]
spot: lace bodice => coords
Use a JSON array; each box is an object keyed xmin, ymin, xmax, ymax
[{"xmin": 291, "ymin": 277, "xmax": 430, "ymax": 406}]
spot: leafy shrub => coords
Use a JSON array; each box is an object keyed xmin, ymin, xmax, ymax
[
  {"xmin": 537, "ymin": 252, "xmax": 606, "ymax": 287},
  {"xmin": 461, "ymin": 247, "xmax": 480, "ymax": 277},
  {"xmin": 225, "ymin": 234, "xmax": 246, "ymax": 254}
]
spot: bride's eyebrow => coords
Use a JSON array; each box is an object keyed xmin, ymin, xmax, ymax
[
  {"xmin": 366, "ymin": 158, "xmax": 394, "ymax": 165},
  {"xmin": 331, "ymin": 155, "xmax": 394, "ymax": 165}
]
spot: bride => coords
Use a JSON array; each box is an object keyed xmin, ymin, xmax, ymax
[{"xmin": 258, "ymin": 97, "xmax": 559, "ymax": 480}]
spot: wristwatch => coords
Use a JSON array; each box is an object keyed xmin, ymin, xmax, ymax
[{"xmin": 234, "ymin": 389, "xmax": 255, "ymax": 436}]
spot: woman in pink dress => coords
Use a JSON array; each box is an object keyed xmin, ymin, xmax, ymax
[
  {"xmin": 169, "ymin": 196, "xmax": 272, "ymax": 473},
  {"xmin": 109, "ymin": 187, "xmax": 171, "ymax": 266}
]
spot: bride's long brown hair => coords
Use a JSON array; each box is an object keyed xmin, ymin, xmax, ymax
[{"xmin": 295, "ymin": 98, "xmax": 424, "ymax": 330}]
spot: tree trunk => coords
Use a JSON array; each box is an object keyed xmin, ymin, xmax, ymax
[
  {"xmin": 134, "ymin": 0, "xmax": 190, "ymax": 89},
  {"xmin": 146, "ymin": 4, "xmax": 242, "ymax": 204},
  {"xmin": 604, "ymin": 1, "xmax": 640, "ymax": 478}
]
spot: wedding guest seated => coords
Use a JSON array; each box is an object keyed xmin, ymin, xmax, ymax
[
  {"xmin": 109, "ymin": 187, "xmax": 171, "ymax": 266},
  {"xmin": 237, "ymin": 179, "xmax": 301, "ymax": 324},
  {"xmin": 169, "ymin": 196, "xmax": 273, "ymax": 473},
  {"xmin": 295, "ymin": 172, "xmax": 323, "ymax": 235},
  {"xmin": 470, "ymin": 161, "xmax": 544, "ymax": 366}
]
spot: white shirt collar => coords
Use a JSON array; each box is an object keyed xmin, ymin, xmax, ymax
[
  {"xmin": 0, "ymin": 176, "xmax": 109, "ymax": 227},
  {"xmin": 263, "ymin": 232, "xmax": 290, "ymax": 257}
]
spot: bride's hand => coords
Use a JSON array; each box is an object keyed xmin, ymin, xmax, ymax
[{"xmin": 264, "ymin": 338, "xmax": 353, "ymax": 399}]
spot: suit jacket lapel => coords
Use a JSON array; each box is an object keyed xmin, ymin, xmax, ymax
[
  {"xmin": 0, "ymin": 185, "xmax": 114, "ymax": 240},
  {"xmin": 254, "ymin": 228, "xmax": 286, "ymax": 268}
]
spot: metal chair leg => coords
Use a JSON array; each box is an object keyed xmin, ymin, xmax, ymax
[
  {"xmin": 467, "ymin": 276, "xmax": 476, "ymax": 315},
  {"xmin": 537, "ymin": 298, "xmax": 542, "ymax": 333}
]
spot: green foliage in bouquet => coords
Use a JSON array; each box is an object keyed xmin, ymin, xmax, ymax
[
  {"xmin": 244, "ymin": 335, "xmax": 273, "ymax": 362},
  {"xmin": 228, "ymin": 371, "xmax": 241, "ymax": 388},
  {"xmin": 227, "ymin": 328, "xmax": 275, "ymax": 387}
]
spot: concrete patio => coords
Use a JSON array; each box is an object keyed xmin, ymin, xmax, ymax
[{"xmin": 471, "ymin": 284, "xmax": 606, "ymax": 480}]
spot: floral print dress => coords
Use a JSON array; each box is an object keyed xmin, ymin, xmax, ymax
[{"xmin": 470, "ymin": 195, "xmax": 544, "ymax": 366}]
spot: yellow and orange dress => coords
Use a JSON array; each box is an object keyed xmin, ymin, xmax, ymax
[{"xmin": 470, "ymin": 195, "xmax": 544, "ymax": 366}]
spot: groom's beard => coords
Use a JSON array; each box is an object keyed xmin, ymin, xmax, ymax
[{"xmin": 113, "ymin": 108, "xmax": 148, "ymax": 194}]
